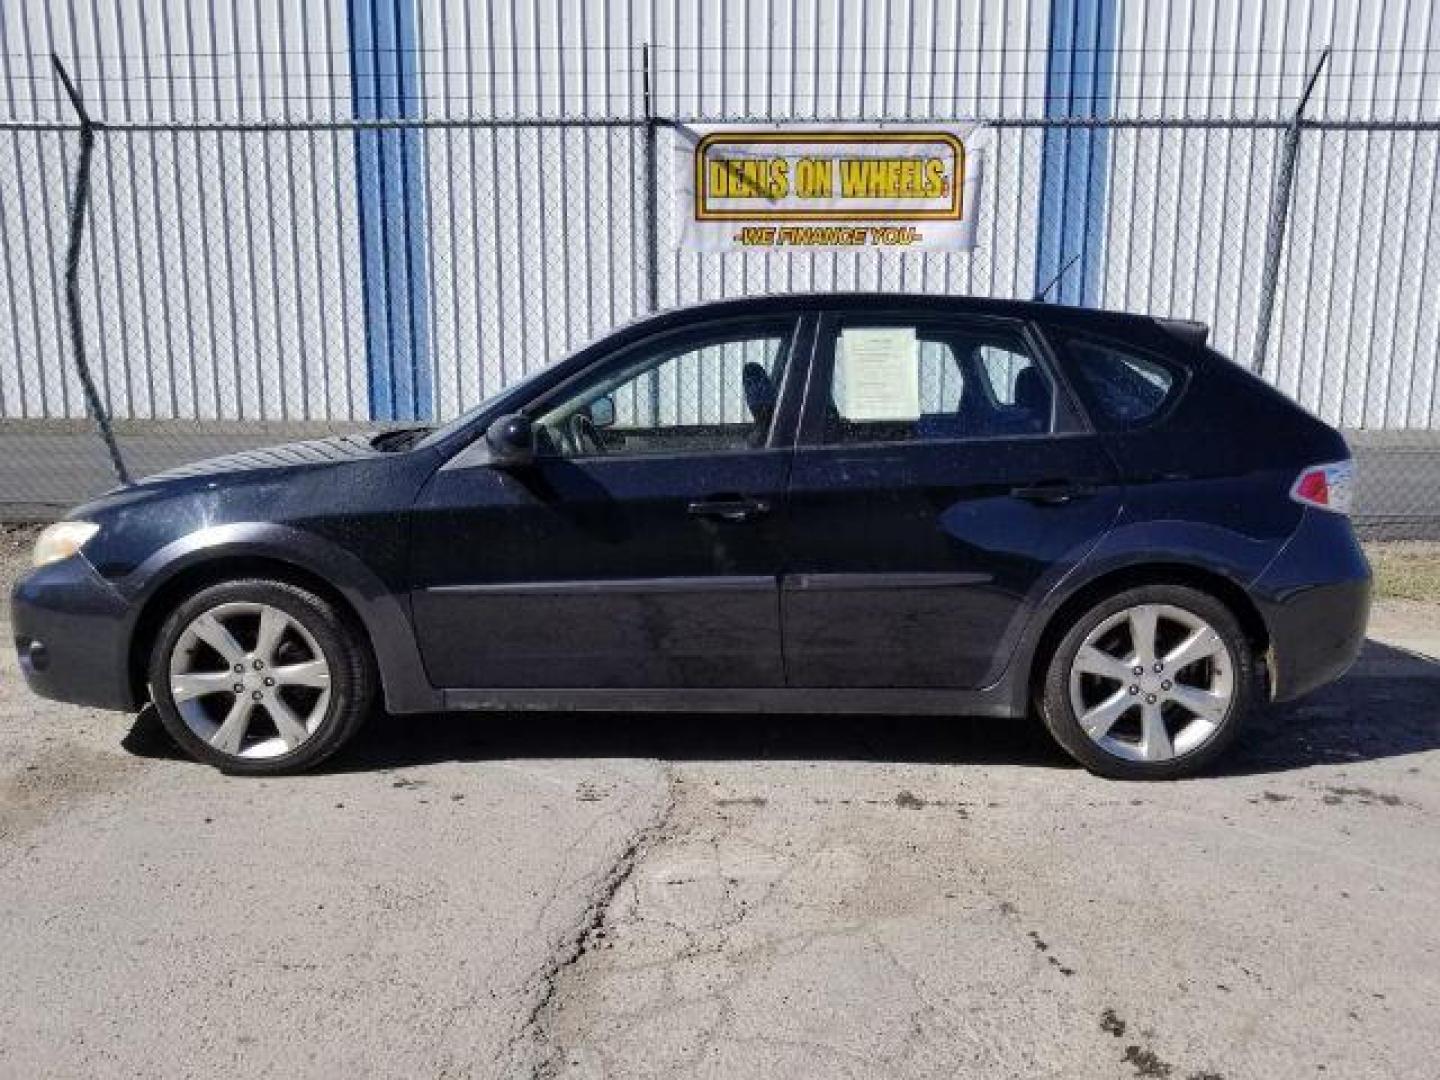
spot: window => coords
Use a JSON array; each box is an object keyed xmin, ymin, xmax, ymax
[
  {"xmin": 822, "ymin": 321, "xmax": 1055, "ymax": 444},
  {"xmin": 1067, "ymin": 339, "xmax": 1177, "ymax": 427},
  {"xmin": 533, "ymin": 323, "xmax": 792, "ymax": 458}
]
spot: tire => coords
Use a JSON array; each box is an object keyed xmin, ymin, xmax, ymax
[
  {"xmin": 148, "ymin": 578, "xmax": 375, "ymax": 775},
  {"xmin": 1039, "ymin": 583, "xmax": 1261, "ymax": 781}
]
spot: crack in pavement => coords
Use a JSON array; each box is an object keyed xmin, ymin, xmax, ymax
[
  {"xmin": 530, "ymin": 769, "xmax": 1268, "ymax": 1079},
  {"xmin": 501, "ymin": 762, "xmax": 677, "ymax": 1079}
]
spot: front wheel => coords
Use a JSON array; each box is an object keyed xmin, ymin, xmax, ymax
[
  {"xmin": 1040, "ymin": 584, "xmax": 1262, "ymax": 780},
  {"xmin": 149, "ymin": 579, "xmax": 375, "ymax": 774}
]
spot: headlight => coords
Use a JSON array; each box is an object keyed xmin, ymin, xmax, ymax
[{"xmin": 32, "ymin": 521, "xmax": 100, "ymax": 568}]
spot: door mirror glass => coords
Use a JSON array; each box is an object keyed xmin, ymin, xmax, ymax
[
  {"xmin": 589, "ymin": 394, "xmax": 616, "ymax": 429},
  {"xmin": 485, "ymin": 413, "xmax": 536, "ymax": 467}
]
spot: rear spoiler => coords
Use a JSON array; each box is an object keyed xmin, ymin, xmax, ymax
[{"xmin": 1156, "ymin": 318, "xmax": 1209, "ymax": 349}]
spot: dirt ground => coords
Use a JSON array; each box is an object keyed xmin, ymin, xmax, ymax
[{"xmin": 2, "ymin": 529, "xmax": 1438, "ymax": 1078}]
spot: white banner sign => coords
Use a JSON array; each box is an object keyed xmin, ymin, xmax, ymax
[{"xmin": 675, "ymin": 123, "xmax": 986, "ymax": 252}]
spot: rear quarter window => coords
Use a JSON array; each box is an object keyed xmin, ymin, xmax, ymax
[{"xmin": 1064, "ymin": 337, "xmax": 1181, "ymax": 429}]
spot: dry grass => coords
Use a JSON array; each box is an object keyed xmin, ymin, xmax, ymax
[
  {"xmin": 1365, "ymin": 542, "xmax": 1440, "ymax": 604},
  {"xmin": 0, "ymin": 523, "xmax": 41, "ymax": 595}
]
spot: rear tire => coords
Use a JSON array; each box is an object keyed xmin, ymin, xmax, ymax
[
  {"xmin": 148, "ymin": 578, "xmax": 375, "ymax": 775},
  {"xmin": 1040, "ymin": 584, "xmax": 1261, "ymax": 780}
]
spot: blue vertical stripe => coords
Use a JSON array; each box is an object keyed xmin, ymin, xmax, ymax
[
  {"xmin": 1035, "ymin": 0, "xmax": 1116, "ymax": 307},
  {"xmin": 349, "ymin": 0, "xmax": 432, "ymax": 421}
]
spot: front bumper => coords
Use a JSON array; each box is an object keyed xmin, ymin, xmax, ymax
[
  {"xmin": 11, "ymin": 554, "xmax": 139, "ymax": 711},
  {"xmin": 1253, "ymin": 508, "xmax": 1372, "ymax": 702}
]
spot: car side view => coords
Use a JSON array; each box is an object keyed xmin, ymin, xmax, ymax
[{"xmin": 12, "ymin": 295, "xmax": 1371, "ymax": 780}]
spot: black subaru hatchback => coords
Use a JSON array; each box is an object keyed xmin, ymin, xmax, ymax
[{"xmin": 13, "ymin": 295, "xmax": 1370, "ymax": 779}]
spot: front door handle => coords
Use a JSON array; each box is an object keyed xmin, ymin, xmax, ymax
[
  {"xmin": 687, "ymin": 496, "xmax": 772, "ymax": 523},
  {"xmin": 1010, "ymin": 481, "xmax": 1093, "ymax": 506}
]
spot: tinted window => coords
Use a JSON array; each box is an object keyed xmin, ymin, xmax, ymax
[
  {"xmin": 822, "ymin": 321, "xmax": 1054, "ymax": 445},
  {"xmin": 533, "ymin": 323, "xmax": 792, "ymax": 458},
  {"xmin": 1068, "ymin": 339, "xmax": 1177, "ymax": 426}
]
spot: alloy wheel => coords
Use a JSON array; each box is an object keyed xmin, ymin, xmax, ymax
[
  {"xmin": 168, "ymin": 601, "xmax": 332, "ymax": 759},
  {"xmin": 1067, "ymin": 602, "xmax": 1235, "ymax": 763}
]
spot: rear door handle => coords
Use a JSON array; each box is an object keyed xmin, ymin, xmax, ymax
[
  {"xmin": 1010, "ymin": 481, "xmax": 1093, "ymax": 506},
  {"xmin": 687, "ymin": 496, "xmax": 771, "ymax": 523}
]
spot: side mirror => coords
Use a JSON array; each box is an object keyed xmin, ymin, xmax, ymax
[
  {"xmin": 485, "ymin": 413, "xmax": 536, "ymax": 468},
  {"xmin": 589, "ymin": 395, "xmax": 616, "ymax": 429}
]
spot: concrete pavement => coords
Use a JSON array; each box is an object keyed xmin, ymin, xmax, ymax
[{"xmin": 540, "ymin": 612, "xmax": 1440, "ymax": 1079}]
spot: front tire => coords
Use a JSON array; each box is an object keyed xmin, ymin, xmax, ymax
[
  {"xmin": 149, "ymin": 579, "xmax": 375, "ymax": 774},
  {"xmin": 1040, "ymin": 584, "xmax": 1261, "ymax": 780}
]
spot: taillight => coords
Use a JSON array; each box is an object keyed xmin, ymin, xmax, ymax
[{"xmin": 1289, "ymin": 460, "xmax": 1356, "ymax": 515}]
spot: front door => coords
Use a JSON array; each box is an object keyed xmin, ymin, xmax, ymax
[
  {"xmin": 781, "ymin": 310, "xmax": 1122, "ymax": 689},
  {"xmin": 409, "ymin": 315, "xmax": 807, "ymax": 689}
]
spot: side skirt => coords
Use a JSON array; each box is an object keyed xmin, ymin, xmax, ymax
[{"xmin": 440, "ymin": 686, "xmax": 1023, "ymax": 717}]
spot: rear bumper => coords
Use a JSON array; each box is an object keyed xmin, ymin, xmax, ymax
[
  {"xmin": 10, "ymin": 555, "xmax": 138, "ymax": 711},
  {"xmin": 1253, "ymin": 508, "xmax": 1372, "ymax": 702}
]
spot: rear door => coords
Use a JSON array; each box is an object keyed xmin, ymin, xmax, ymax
[
  {"xmin": 780, "ymin": 308, "xmax": 1122, "ymax": 689},
  {"xmin": 409, "ymin": 314, "xmax": 810, "ymax": 689}
]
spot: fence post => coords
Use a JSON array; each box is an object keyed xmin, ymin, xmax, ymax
[
  {"xmin": 1252, "ymin": 48, "xmax": 1329, "ymax": 380},
  {"xmin": 641, "ymin": 42, "xmax": 660, "ymax": 315},
  {"xmin": 52, "ymin": 55, "xmax": 130, "ymax": 486}
]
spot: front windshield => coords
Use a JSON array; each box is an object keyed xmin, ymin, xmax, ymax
[
  {"xmin": 413, "ymin": 364, "xmax": 555, "ymax": 450},
  {"xmin": 412, "ymin": 311, "xmax": 669, "ymax": 451}
]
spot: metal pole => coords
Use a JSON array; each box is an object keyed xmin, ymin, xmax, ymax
[
  {"xmin": 641, "ymin": 42, "xmax": 659, "ymax": 315},
  {"xmin": 1252, "ymin": 48, "xmax": 1329, "ymax": 379},
  {"xmin": 52, "ymin": 55, "xmax": 130, "ymax": 486},
  {"xmin": 641, "ymin": 43, "xmax": 662, "ymax": 424}
]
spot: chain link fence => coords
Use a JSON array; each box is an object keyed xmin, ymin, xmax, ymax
[{"xmin": 1, "ymin": 104, "xmax": 1437, "ymax": 535}]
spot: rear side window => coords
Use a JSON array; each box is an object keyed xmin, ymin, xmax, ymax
[
  {"xmin": 820, "ymin": 320, "xmax": 1057, "ymax": 445},
  {"xmin": 1066, "ymin": 338, "xmax": 1178, "ymax": 428}
]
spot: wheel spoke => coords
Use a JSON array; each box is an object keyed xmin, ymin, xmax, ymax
[
  {"xmin": 1139, "ymin": 702, "xmax": 1174, "ymax": 760},
  {"xmin": 210, "ymin": 698, "xmax": 254, "ymax": 754},
  {"xmin": 266, "ymin": 697, "xmax": 310, "ymax": 750},
  {"xmin": 171, "ymin": 670, "xmax": 237, "ymax": 703},
  {"xmin": 1079, "ymin": 687, "xmax": 1134, "ymax": 739},
  {"xmin": 254, "ymin": 606, "xmax": 290, "ymax": 665},
  {"xmin": 271, "ymin": 659, "xmax": 329, "ymax": 689},
  {"xmin": 173, "ymin": 601, "xmax": 332, "ymax": 761},
  {"xmin": 190, "ymin": 613, "xmax": 246, "ymax": 665},
  {"xmin": 1074, "ymin": 645, "xmax": 1135, "ymax": 683},
  {"xmin": 1164, "ymin": 626, "xmax": 1225, "ymax": 671},
  {"xmin": 1167, "ymin": 683, "xmax": 1228, "ymax": 722},
  {"xmin": 1070, "ymin": 602, "xmax": 1232, "ymax": 766},
  {"xmin": 1128, "ymin": 606, "xmax": 1159, "ymax": 667}
]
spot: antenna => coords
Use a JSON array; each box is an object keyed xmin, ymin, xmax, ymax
[{"xmin": 1032, "ymin": 252, "xmax": 1081, "ymax": 303}]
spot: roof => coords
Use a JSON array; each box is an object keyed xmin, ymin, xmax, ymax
[{"xmin": 651, "ymin": 292, "xmax": 1173, "ymax": 330}]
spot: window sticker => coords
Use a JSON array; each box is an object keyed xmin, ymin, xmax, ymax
[{"xmin": 835, "ymin": 327, "xmax": 920, "ymax": 421}]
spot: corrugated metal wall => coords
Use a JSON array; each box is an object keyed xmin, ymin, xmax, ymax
[
  {"xmin": 0, "ymin": 0, "xmax": 368, "ymax": 420},
  {"xmin": 1, "ymin": 1, "xmax": 1438, "ymax": 428}
]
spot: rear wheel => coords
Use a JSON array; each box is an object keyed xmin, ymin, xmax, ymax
[
  {"xmin": 149, "ymin": 579, "xmax": 374, "ymax": 774},
  {"xmin": 1040, "ymin": 584, "xmax": 1261, "ymax": 780}
]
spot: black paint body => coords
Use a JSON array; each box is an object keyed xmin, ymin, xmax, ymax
[{"xmin": 12, "ymin": 295, "xmax": 1370, "ymax": 721}]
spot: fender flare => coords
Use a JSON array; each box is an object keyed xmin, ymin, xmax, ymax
[
  {"xmin": 119, "ymin": 522, "xmax": 441, "ymax": 714},
  {"xmin": 994, "ymin": 518, "xmax": 1288, "ymax": 708}
]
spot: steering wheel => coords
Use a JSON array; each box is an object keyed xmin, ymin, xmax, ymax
[{"xmin": 568, "ymin": 413, "xmax": 606, "ymax": 456}]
